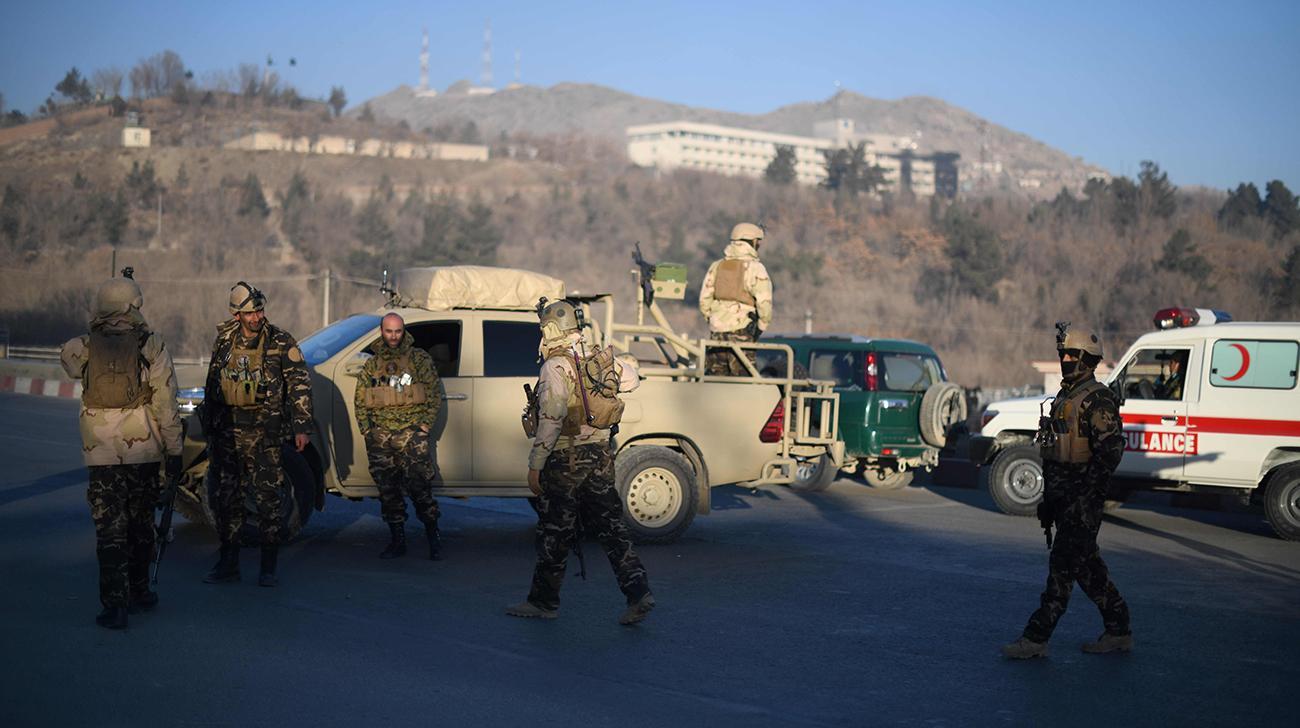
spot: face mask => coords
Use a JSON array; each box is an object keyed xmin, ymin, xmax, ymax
[{"xmin": 1059, "ymin": 352, "xmax": 1093, "ymax": 383}]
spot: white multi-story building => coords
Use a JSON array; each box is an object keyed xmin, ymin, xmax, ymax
[{"xmin": 626, "ymin": 118, "xmax": 956, "ymax": 197}]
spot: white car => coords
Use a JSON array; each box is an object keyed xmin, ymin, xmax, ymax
[{"xmin": 969, "ymin": 308, "xmax": 1300, "ymax": 540}]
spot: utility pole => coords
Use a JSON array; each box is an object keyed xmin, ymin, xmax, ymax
[
  {"xmin": 322, "ymin": 268, "xmax": 331, "ymax": 327},
  {"xmin": 156, "ymin": 190, "xmax": 163, "ymax": 246},
  {"xmin": 804, "ymin": 308, "xmax": 813, "ymax": 335}
]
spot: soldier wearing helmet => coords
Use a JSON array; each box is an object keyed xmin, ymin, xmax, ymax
[
  {"xmin": 201, "ymin": 281, "xmax": 314, "ymax": 588},
  {"xmin": 698, "ymin": 222, "xmax": 773, "ymax": 376},
  {"xmin": 1004, "ymin": 322, "xmax": 1132, "ymax": 659},
  {"xmin": 59, "ymin": 273, "xmax": 183, "ymax": 629},
  {"xmin": 506, "ymin": 299, "xmax": 655, "ymax": 625}
]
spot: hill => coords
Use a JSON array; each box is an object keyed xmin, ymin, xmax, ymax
[{"xmin": 362, "ymin": 83, "xmax": 1107, "ymax": 197}]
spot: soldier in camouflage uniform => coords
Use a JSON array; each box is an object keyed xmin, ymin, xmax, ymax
[
  {"xmin": 506, "ymin": 299, "xmax": 655, "ymax": 625},
  {"xmin": 355, "ymin": 313, "xmax": 443, "ymax": 560},
  {"xmin": 201, "ymin": 282, "xmax": 314, "ymax": 588},
  {"xmin": 60, "ymin": 276, "xmax": 183, "ymax": 630},
  {"xmin": 1003, "ymin": 324, "xmax": 1132, "ymax": 659},
  {"xmin": 698, "ymin": 222, "xmax": 773, "ymax": 376}
]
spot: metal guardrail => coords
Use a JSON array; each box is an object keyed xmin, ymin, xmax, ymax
[{"xmin": 4, "ymin": 345, "xmax": 208, "ymax": 366}]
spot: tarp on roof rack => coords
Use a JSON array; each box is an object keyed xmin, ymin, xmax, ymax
[{"xmin": 394, "ymin": 266, "xmax": 565, "ymax": 312}]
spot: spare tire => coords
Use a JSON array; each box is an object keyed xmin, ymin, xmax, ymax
[{"xmin": 919, "ymin": 381, "xmax": 967, "ymax": 448}]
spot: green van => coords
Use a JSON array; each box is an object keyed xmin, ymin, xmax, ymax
[{"xmin": 759, "ymin": 335, "xmax": 966, "ymax": 491}]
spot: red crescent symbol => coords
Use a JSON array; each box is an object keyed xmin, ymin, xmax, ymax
[{"xmin": 1223, "ymin": 343, "xmax": 1250, "ymax": 381}]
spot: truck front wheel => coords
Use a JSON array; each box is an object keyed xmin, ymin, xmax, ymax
[
  {"xmin": 1263, "ymin": 463, "xmax": 1300, "ymax": 541},
  {"xmin": 985, "ymin": 444, "xmax": 1042, "ymax": 517},
  {"xmin": 616, "ymin": 446, "xmax": 698, "ymax": 544}
]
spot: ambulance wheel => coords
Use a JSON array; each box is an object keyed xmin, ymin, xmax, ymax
[
  {"xmin": 985, "ymin": 444, "xmax": 1042, "ymax": 517},
  {"xmin": 616, "ymin": 446, "xmax": 697, "ymax": 544},
  {"xmin": 1263, "ymin": 463, "xmax": 1300, "ymax": 542}
]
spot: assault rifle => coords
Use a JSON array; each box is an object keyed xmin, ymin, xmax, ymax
[
  {"xmin": 1037, "ymin": 500, "xmax": 1054, "ymax": 550},
  {"xmin": 151, "ymin": 420, "xmax": 187, "ymax": 585},
  {"xmin": 631, "ymin": 242, "xmax": 656, "ymax": 308}
]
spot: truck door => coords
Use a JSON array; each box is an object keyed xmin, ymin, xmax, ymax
[
  {"xmin": 334, "ymin": 318, "xmax": 472, "ymax": 486},
  {"xmin": 1111, "ymin": 346, "xmax": 1194, "ymax": 480},
  {"xmin": 1183, "ymin": 337, "xmax": 1300, "ymax": 486},
  {"xmin": 472, "ymin": 319, "xmax": 540, "ymax": 485}
]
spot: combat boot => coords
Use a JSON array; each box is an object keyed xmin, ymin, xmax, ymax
[
  {"xmin": 618, "ymin": 593, "xmax": 656, "ymax": 626},
  {"xmin": 128, "ymin": 589, "xmax": 159, "ymax": 614},
  {"xmin": 1002, "ymin": 636, "xmax": 1049, "ymax": 659},
  {"xmin": 426, "ymin": 523, "xmax": 441, "ymax": 561},
  {"xmin": 1082, "ymin": 632, "xmax": 1133, "ymax": 654},
  {"xmin": 379, "ymin": 523, "xmax": 406, "ymax": 559},
  {"xmin": 203, "ymin": 543, "xmax": 241, "ymax": 584},
  {"xmin": 505, "ymin": 601, "xmax": 558, "ymax": 620},
  {"xmin": 258, "ymin": 545, "xmax": 278, "ymax": 587},
  {"xmin": 95, "ymin": 606, "xmax": 128, "ymax": 630}
]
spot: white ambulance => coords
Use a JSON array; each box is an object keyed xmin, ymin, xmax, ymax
[{"xmin": 969, "ymin": 309, "xmax": 1300, "ymax": 540}]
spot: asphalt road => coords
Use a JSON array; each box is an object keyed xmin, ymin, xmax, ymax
[{"xmin": 2, "ymin": 392, "xmax": 1297, "ymax": 727}]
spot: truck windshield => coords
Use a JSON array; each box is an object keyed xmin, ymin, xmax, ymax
[{"xmin": 299, "ymin": 314, "xmax": 382, "ymax": 366}]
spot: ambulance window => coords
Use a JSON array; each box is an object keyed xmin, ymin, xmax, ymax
[
  {"xmin": 1118, "ymin": 348, "xmax": 1190, "ymax": 401},
  {"xmin": 1209, "ymin": 340, "xmax": 1298, "ymax": 390}
]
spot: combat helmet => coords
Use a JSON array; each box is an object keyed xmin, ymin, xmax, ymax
[
  {"xmin": 730, "ymin": 222, "xmax": 764, "ymax": 244},
  {"xmin": 1055, "ymin": 322, "xmax": 1103, "ymax": 359},
  {"xmin": 229, "ymin": 281, "xmax": 266, "ymax": 314},
  {"xmin": 95, "ymin": 277, "xmax": 144, "ymax": 317},
  {"xmin": 538, "ymin": 298, "xmax": 581, "ymax": 341}
]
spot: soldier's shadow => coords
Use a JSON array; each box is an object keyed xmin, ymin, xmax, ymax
[{"xmin": 710, "ymin": 484, "xmax": 783, "ymax": 511}]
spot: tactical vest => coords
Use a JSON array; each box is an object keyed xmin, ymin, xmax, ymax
[
  {"xmin": 82, "ymin": 329, "xmax": 150, "ymax": 409},
  {"xmin": 713, "ymin": 259, "xmax": 756, "ymax": 306},
  {"xmin": 220, "ymin": 333, "xmax": 267, "ymax": 408},
  {"xmin": 543, "ymin": 346, "xmax": 625, "ymax": 437},
  {"xmin": 1043, "ymin": 380, "xmax": 1107, "ymax": 464},
  {"xmin": 362, "ymin": 353, "xmax": 428, "ymax": 408}
]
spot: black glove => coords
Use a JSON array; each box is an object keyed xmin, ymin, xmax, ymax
[
  {"xmin": 1036, "ymin": 500, "xmax": 1052, "ymax": 525},
  {"xmin": 165, "ymin": 455, "xmax": 183, "ymax": 483}
]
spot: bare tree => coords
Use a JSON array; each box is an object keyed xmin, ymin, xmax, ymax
[
  {"xmin": 91, "ymin": 67, "xmax": 124, "ymax": 98},
  {"xmin": 128, "ymin": 50, "xmax": 187, "ymax": 98}
]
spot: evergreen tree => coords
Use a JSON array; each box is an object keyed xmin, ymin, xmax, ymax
[
  {"xmin": 1217, "ymin": 182, "xmax": 1262, "ymax": 230},
  {"xmin": 1156, "ymin": 228, "xmax": 1212, "ymax": 283},
  {"xmin": 1278, "ymin": 245, "xmax": 1300, "ymax": 309},
  {"xmin": 1262, "ymin": 180, "xmax": 1299, "ymax": 240},
  {"xmin": 328, "ymin": 86, "xmax": 347, "ymax": 117},
  {"xmin": 237, "ymin": 173, "xmax": 269, "ymax": 218},
  {"xmin": 765, "ymin": 145, "xmax": 797, "ymax": 185},
  {"xmin": 1137, "ymin": 160, "xmax": 1177, "ymax": 219}
]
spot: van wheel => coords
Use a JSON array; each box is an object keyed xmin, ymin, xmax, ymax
[
  {"xmin": 985, "ymin": 444, "xmax": 1042, "ymax": 516},
  {"xmin": 1263, "ymin": 463, "xmax": 1300, "ymax": 541},
  {"xmin": 862, "ymin": 466, "xmax": 913, "ymax": 490},
  {"xmin": 919, "ymin": 382, "xmax": 967, "ymax": 448},
  {"xmin": 790, "ymin": 454, "xmax": 836, "ymax": 492},
  {"xmin": 616, "ymin": 446, "xmax": 698, "ymax": 544}
]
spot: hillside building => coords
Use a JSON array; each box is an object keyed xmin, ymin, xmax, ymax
[
  {"xmin": 626, "ymin": 118, "xmax": 959, "ymax": 198},
  {"xmin": 223, "ymin": 131, "xmax": 488, "ymax": 162}
]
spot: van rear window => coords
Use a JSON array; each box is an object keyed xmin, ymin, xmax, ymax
[{"xmin": 1209, "ymin": 340, "xmax": 1298, "ymax": 390}]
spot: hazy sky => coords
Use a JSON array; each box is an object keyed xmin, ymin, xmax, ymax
[{"xmin": 2, "ymin": 0, "xmax": 1296, "ymax": 189}]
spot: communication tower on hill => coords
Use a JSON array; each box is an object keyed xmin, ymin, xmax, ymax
[
  {"xmin": 416, "ymin": 28, "xmax": 438, "ymax": 97},
  {"xmin": 482, "ymin": 20, "xmax": 493, "ymax": 88}
]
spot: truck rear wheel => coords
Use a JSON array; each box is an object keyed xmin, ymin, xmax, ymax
[
  {"xmin": 985, "ymin": 444, "xmax": 1042, "ymax": 517},
  {"xmin": 616, "ymin": 446, "xmax": 698, "ymax": 544},
  {"xmin": 862, "ymin": 466, "xmax": 914, "ymax": 490},
  {"xmin": 790, "ymin": 454, "xmax": 836, "ymax": 492},
  {"xmin": 1263, "ymin": 463, "xmax": 1300, "ymax": 541}
]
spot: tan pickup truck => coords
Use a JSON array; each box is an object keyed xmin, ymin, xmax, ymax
[{"xmin": 175, "ymin": 265, "xmax": 842, "ymax": 543}]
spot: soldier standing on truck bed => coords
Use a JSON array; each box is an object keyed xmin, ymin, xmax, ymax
[
  {"xmin": 1003, "ymin": 323, "xmax": 1133, "ymax": 659},
  {"xmin": 354, "ymin": 312, "xmax": 443, "ymax": 560},
  {"xmin": 506, "ymin": 299, "xmax": 655, "ymax": 625},
  {"xmin": 698, "ymin": 222, "xmax": 773, "ymax": 376},
  {"xmin": 201, "ymin": 282, "xmax": 314, "ymax": 588},
  {"xmin": 60, "ymin": 275, "xmax": 184, "ymax": 630}
]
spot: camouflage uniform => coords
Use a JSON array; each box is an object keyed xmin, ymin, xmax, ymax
[
  {"xmin": 1021, "ymin": 376, "xmax": 1131, "ymax": 644},
  {"xmin": 699, "ymin": 239, "xmax": 772, "ymax": 376},
  {"xmin": 354, "ymin": 332, "xmax": 442, "ymax": 527},
  {"xmin": 523, "ymin": 333, "xmax": 650, "ymax": 612},
  {"xmin": 204, "ymin": 319, "xmax": 314, "ymax": 546},
  {"xmin": 61, "ymin": 303, "xmax": 183, "ymax": 613}
]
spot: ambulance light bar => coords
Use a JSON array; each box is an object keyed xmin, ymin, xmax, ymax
[{"xmin": 1153, "ymin": 308, "xmax": 1233, "ymax": 330}]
